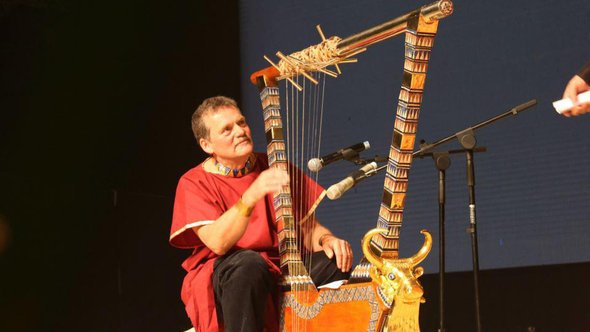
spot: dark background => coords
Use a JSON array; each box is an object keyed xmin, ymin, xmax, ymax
[
  {"xmin": 1, "ymin": 1, "xmax": 589, "ymax": 332},
  {"xmin": 0, "ymin": 1, "xmax": 238, "ymax": 330}
]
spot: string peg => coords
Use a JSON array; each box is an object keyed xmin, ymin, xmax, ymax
[
  {"xmin": 316, "ymin": 25, "xmax": 327, "ymax": 41},
  {"xmin": 317, "ymin": 25, "xmax": 342, "ymax": 74},
  {"xmin": 276, "ymin": 51, "xmax": 319, "ymax": 85},
  {"xmin": 317, "ymin": 67, "xmax": 338, "ymax": 78},
  {"xmin": 264, "ymin": 55, "xmax": 302, "ymax": 91}
]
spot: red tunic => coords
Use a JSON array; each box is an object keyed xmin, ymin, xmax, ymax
[{"xmin": 169, "ymin": 153, "xmax": 323, "ymax": 332}]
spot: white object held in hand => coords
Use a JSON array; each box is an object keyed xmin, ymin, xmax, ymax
[{"xmin": 553, "ymin": 91, "xmax": 590, "ymax": 114}]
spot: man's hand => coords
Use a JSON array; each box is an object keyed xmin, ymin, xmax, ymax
[
  {"xmin": 562, "ymin": 75, "xmax": 590, "ymax": 117},
  {"xmin": 196, "ymin": 168, "xmax": 289, "ymax": 256},
  {"xmin": 320, "ymin": 234, "xmax": 353, "ymax": 272},
  {"xmin": 242, "ymin": 168, "xmax": 290, "ymax": 206}
]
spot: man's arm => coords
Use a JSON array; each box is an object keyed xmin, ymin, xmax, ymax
[
  {"xmin": 302, "ymin": 219, "xmax": 353, "ymax": 272},
  {"xmin": 194, "ymin": 168, "xmax": 289, "ymax": 255}
]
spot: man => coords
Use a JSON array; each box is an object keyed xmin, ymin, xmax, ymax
[
  {"xmin": 562, "ymin": 61, "xmax": 590, "ymax": 117},
  {"xmin": 170, "ymin": 96, "xmax": 353, "ymax": 332}
]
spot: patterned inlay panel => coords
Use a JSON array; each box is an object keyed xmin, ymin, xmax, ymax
[
  {"xmin": 279, "ymin": 285, "xmax": 381, "ymax": 332},
  {"xmin": 258, "ymin": 82, "xmax": 312, "ymax": 282},
  {"xmin": 373, "ymin": 17, "xmax": 440, "ymax": 259}
]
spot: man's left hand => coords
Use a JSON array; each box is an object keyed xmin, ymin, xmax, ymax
[{"xmin": 320, "ymin": 235, "xmax": 353, "ymax": 272}]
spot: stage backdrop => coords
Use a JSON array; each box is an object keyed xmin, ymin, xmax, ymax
[{"xmin": 238, "ymin": 0, "xmax": 590, "ymax": 273}]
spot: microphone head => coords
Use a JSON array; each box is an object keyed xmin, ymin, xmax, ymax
[
  {"xmin": 326, "ymin": 177, "xmax": 355, "ymax": 200},
  {"xmin": 307, "ymin": 158, "xmax": 323, "ymax": 172},
  {"xmin": 326, "ymin": 185, "xmax": 342, "ymax": 200}
]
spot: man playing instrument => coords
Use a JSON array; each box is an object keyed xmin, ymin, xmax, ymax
[{"xmin": 169, "ymin": 96, "xmax": 353, "ymax": 332}]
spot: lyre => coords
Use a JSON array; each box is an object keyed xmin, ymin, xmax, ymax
[{"xmin": 251, "ymin": 1, "xmax": 453, "ymax": 331}]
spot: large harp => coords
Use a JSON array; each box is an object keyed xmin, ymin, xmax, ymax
[{"xmin": 250, "ymin": 1, "xmax": 453, "ymax": 331}]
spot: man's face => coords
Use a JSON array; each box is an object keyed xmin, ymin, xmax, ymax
[{"xmin": 200, "ymin": 106, "xmax": 254, "ymax": 167}]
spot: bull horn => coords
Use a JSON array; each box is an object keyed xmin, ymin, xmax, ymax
[
  {"xmin": 361, "ymin": 228, "xmax": 387, "ymax": 270},
  {"xmin": 408, "ymin": 230, "xmax": 433, "ymax": 266}
]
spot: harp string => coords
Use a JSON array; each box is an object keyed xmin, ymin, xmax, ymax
[
  {"xmin": 299, "ymin": 76, "xmax": 306, "ymax": 271},
  {"xmin": 306, "ymin": 74, "xmax": 314, "ymax": 289},
  {"xmin": 302, "ymin": 73, "xmax": 307, "ymax": 332},
  {"xmin": 283, "ymin": 71, "xmax": 327, "ymax": 331},
  {"xmin": 308, "ymin": 72, "xmax": 323, "ymax": 283}
]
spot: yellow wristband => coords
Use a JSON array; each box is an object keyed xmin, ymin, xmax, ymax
[{"xmin": 235, "ymin": 198, "xmax": 254, "ymax": 217}]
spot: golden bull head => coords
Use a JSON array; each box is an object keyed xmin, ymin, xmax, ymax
[{"xmin": 362, "ymin": 228, "xmax": 432, "ymax": 312}]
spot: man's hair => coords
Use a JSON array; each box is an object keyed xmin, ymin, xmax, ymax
[{"xmin": 191, "ymin": 96, "xmax": 239, "ymax": 142}]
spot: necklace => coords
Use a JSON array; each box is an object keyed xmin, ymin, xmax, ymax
[{"xmin": 213, "ymin": 154, "xmax": 256, "ymax": 177}]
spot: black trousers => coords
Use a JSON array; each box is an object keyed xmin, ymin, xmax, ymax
[{"xmin": 212, "ymin": 249, "xmax": 349, "ymax": 332}]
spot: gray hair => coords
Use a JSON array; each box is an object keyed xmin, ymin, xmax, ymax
[{"xmin": 191, "ymin": 96, "xmax": 239, "ymax": 142}]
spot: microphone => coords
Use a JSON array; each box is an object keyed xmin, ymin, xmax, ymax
[
  {"xmin": 326, "ymin": 162, "xmax": 378, "ymax": 200},
  {"xmin": 307, "ymin": 141, "xmax": 370, "ymax": 172}
]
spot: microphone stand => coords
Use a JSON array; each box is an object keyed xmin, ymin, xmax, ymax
[
  {"xmin": 352, "ymin": 155, "xmax": 388, "ymax": 165},
  {"xmin": 340, "ymin": 100, "xmax": 537, "ymax": 332},
  {"xmin": 415, "ymin": 146, "xmax": 486, "ymax": 332},
  {"xmin": 412, "ymin": 99, "xmax": 537, "ymax": 332}
]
